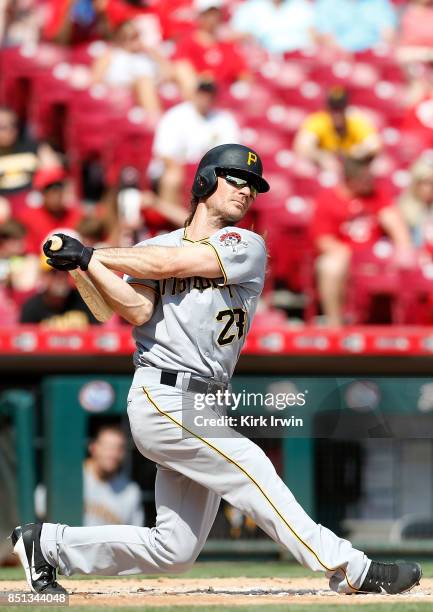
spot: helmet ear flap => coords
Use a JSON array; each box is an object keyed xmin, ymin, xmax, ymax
[{"xmin": 192, "ymin": 166, "xmax": 218, "ymax": 198}]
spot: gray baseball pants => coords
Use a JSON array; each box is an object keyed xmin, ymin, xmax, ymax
[{"xmin": 41, "ymin": 367, "xmax": 371, "ymax": 593}]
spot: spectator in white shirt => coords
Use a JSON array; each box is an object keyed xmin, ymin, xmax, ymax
[
  {"xmin": 92, "ymin": 20, "xmax": 171, "ymax": 121},
  {"xmin": 151, "ymin": 80, "xmax": 240, "ymax": 207}
]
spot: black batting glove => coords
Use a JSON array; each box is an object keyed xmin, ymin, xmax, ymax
[
  {"xmin": 45, "ymin": 258, "xmax": 79, "ymax": 271},
  {"xmin": 43, "ymin": 233, "xmax": 94, "ymax": 271}
]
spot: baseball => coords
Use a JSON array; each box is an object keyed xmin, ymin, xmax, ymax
[{"xmin": 49, "ymin": 235, "xmax": 63, "ymax": 251}]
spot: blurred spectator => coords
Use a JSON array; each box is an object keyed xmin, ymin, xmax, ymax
[
  {"xmin": 76, "ymin": 215, "xmax": 109, "ymax": 246},
  {"xmin": 173, "ymin": 0, "xmax": 249, "ymax": 99},
  {"xmin": 402, "ymin": 61, "xmax": 433, "ymax": 149},
  {"xmin": 104, "ymin": 0, "xmax": 158, "ymax": 37},
  {"xmin": 0, "ymin": 107, "xmax": 59, "ymax": 211},
  {"xmin": 43, "ymin": 0, "xmax": 110, "ymax": 45},
  {"xmin": 315, "ymin": 0, "xmax": 397, "ymax": 53},
  {"xmin": 92, "ymin": 20, "xmax": 170, "ymax": 120},
  {"xmin": 399, "ymin": 151, "xmax": 433, "ymax": 248},
  {"xmin": 0, "ymin": 219, "xmax": 39, "ymax": 323},
  {"xmin": 35, "ymin": 424, "xmax": 144, "ymax": 527},
  {"xmin": 397, "ymin": 0, "xmax": 433, "ymax": 64},
  {"xmin": 294, "ymin": 87, "xmax": 381, "ymax": 171},
  {"xmin": 20, "ymin": 264, "xmax": 99, "ymax": 328},
  {"xmin": 17, "ymin": 167, "xmax": 83, "ymax": 254},
  {"xmin": 311, "ymin": 158, "xmax": 414, "ymax": 326},
  {"xmin": 0, "ymin": 0, "xmax": 43, "ymax": 46},
  {"xmin": 230, "ymin": 0, "xmax": 316, "ymax": 55},
  {"xmin": 151, "ymin": 80, "xmax": 239, "ymax": 207}
]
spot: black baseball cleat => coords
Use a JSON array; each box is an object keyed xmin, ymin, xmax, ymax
[
  {"xmin": 10, "ymin": 523, "xmax": 67, "ymax": 594},
  {"xmin": 359, "ymin": 560, "xmax": 422, "ymax": 594}
]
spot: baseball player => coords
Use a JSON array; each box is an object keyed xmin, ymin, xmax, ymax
[{"xmin": 11, "ymin": 144, "xmax": 421, "ymax": 596}]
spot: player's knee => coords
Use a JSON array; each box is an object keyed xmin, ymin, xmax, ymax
[{"xmin": 156, "ymin": 550, "xmax": 197, "ymax": 574}]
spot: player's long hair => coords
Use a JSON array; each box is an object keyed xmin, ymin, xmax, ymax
[{"xmin": 184, "ymin": 194, "xmax": 199, "ymax": 227}]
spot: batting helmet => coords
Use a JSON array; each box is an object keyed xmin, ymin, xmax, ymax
[{"xmin": 192, "ymin": 144, "xmax": 270, "ymax": 198}]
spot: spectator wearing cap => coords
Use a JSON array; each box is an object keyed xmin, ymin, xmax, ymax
[
  {"xmin": 399, "ymin": 152, "xmax": 433, "ymax": 250},
  {"xmin": 92, "ymin": 20, "xmax": 172, "ymax": 121},
  {"xmin": 16, "ymin": 167, "xmax": 83, "ymax": 254},
  {"xmin": 315, "ymin": 0, "xmax": 397, "ymax": 53},
  {"xmin": 150, "ymin": 80, "xmax": 240, "ymax": 208},
  {"xmin": 311, "ymin": 158, "xmax": 414, "ymax": 326},
  {"xmin": 230, "ymin": 0, "xmax": 316, "ymax": 55},
  {"xmin": 20, "ymin": 261, "xmax": 99, "ymax": 329},
  {"xmin": 173, "ymin": 0, "xmax": 249, "ymax": 99},
  {"xmin": 0, "ymin": 107, "xmax": 59, "ymax": 212},
  {"xmin": 294, "ymin": 87, "xmax": 381, "ymax": 171}
]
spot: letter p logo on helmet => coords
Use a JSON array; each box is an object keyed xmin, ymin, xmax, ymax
[{"xmin": 247, "ymin": 152, "xmax": 257, "ymax": 166}]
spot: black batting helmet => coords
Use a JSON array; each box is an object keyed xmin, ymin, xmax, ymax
[{"xmin": 192, "ymin": 143, "xmax": 270, "ymax": 198}]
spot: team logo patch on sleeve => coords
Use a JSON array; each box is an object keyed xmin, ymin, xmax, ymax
[{"xmin": 219, "ymin": 232, "xmax": 248, "ymax": 252}]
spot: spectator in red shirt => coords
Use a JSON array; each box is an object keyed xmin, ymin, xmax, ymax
[
  {"xmin": 311, "ymin": 158, "xmax": 414, "ymax": 326},
  {"xmin": 174, "ymin": 0, "xmax": 249, "ymax": 99},
  {"xmin": 17, "ymin": 167, "xmax": 83, "ymax": 255}
]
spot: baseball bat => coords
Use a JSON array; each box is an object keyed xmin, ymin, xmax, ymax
[{"xmin": 48, "ymin": 235, "xmax": 113, "ymax": 323}]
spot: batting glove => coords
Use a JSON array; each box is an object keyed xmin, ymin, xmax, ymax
[
  {"xmin": 43, "ymin": 233, "xmax": 94, "ymax": 271},
  {"xmin": 45, "ymin": 258, "xmax": 79, "ymax": 271}
]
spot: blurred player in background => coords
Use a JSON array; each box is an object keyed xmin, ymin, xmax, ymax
[{"xmin": 36, "ymin": 425, "xmax": 144, "ymax": 527}]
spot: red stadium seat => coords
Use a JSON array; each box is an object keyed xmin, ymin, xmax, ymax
[
  {"xmin": 258, "ymin": 196, "xmax": 314, "ymax": 294},
  {"xmin": 398, "ymin": 265, "xmax": 433, "ymax": 325},
  {"xmin": 346, "ymin": 243, "xmax": 403, "ymax": 324}
]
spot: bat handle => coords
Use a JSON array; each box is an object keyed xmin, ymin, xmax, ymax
[{"xmin": 48, "ymin": 235, "xmax": 63, "ymax": 252}]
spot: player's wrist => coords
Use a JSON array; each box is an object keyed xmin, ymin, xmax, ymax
[{"xmin": 79, "ymin": 246, "xmax": 94, "ymax": 271}]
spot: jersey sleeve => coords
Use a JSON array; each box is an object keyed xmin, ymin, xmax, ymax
[{"xmin": 204, "ymin": 228, "xmax": 267, "ymax": 295}]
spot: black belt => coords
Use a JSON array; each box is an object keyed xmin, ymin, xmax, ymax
[{"xmin": 160, "ymin": 370, "xmax": 228, "ymax": 395}]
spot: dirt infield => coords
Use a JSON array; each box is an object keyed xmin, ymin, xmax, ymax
[{"xmin": 1, "ymin": 577, "xmax": 432, "ymax": 607}]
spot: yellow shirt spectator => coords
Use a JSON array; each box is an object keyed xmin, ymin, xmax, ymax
[
  {"xmin": 293, "ymin": 87, "xmax": 381, "ymax": 172},
  {"xmin": 300, "ymin": 110, "xmax": 376, "ymax": 153}
]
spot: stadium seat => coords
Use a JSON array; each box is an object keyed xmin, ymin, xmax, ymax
[
  {"xmin": 398, "ymin": 265, "xmax": 433, "ymax": 325},
  {"xmin": 346, "ymin": 243, "xmax": 404, "ymax": 324}
]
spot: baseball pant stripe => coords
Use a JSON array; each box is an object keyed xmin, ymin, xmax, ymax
[{"xmin": 141, "ymin": 386, "xmax": 359, "ymax": 592}]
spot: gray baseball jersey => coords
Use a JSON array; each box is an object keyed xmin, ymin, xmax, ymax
[{"xmin": 125, "ymin": 226, "xmax": 267, "ymax": 382}]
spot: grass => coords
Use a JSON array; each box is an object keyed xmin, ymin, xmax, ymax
[
  {"xmin": 1, "ymin": 562, "xmax": 432, "ymax": 611},
  {"xmin": 2, "ymin": 560, "xmax": 433, "ymax": 582},
  {"xmin": 0, "ymin": 562, "xmax": 317, "ymax": 582}
]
